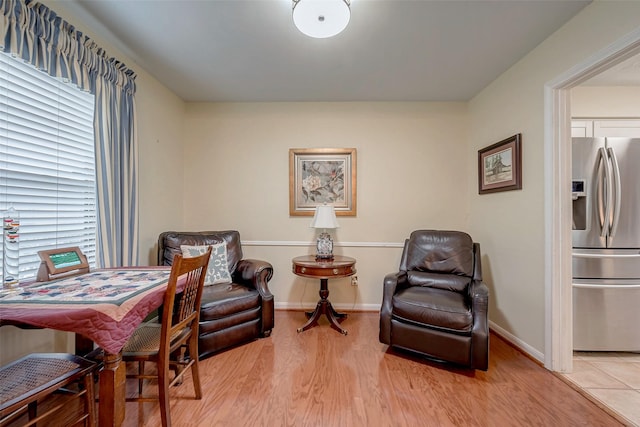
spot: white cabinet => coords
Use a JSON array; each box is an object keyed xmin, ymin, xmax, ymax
[
  {"xmin": 572, "ymin": 119, "xmax": 640, "ymax": 138},
  {"xmin": 571, "ymin": 120, "xmax": 593, "ymax": 137},
  {"xmin": 593, "ymin": 120, "xmax": 640, "ymax": 137}
]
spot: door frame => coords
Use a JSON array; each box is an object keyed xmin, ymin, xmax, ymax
[{"xmin": 545, "ymin": 28, "xmax": 640, "ymax": 371}]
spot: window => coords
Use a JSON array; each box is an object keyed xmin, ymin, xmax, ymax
[{"xmin": 0, "ymin": 52, "xmax": 96, "ymax": 284}]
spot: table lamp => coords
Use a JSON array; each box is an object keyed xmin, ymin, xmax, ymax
[{"xmin": 310, "ymin": 204, "xmax": 339, "ymax": 260}]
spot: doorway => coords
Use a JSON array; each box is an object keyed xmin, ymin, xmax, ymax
[{"xmin": 546, "ymin": 29, "xmax": 640, "ymax": 372}]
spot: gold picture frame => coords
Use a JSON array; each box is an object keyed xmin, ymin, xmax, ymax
[{"xmin": 289, "ymin": 148, "xmax": 357, "ymax": 216}]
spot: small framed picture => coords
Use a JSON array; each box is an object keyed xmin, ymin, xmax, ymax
[
  {"xmin": 478, "ymin": 134, "xmax": 522, "ymax": 194},
  {"xmin": 289, "ymin": 148, "xmax": 356, "ymax": 216}
]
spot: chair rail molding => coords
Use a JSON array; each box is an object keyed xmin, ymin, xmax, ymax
[{"xmin": 242, "ymin": 240, "xmax": 405, "ymax": 248}]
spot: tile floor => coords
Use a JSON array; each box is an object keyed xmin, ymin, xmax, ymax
[{"xmin": 561, "ymin": 352, "xmax": 640, "ymax": 426}]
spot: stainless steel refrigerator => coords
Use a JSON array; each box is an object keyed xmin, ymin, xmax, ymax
[{"xmin": 572, "ymin": 137, "xmax": 640, "ymax": 351}]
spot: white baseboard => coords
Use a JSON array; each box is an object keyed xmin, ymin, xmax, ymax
[
  {"xmin": 275, "ymin": 302, "xmax": 380, "ymax": 312},
  {"xmin": 489, "ymin": 320, "xmax": 544, "ymax": 364}
]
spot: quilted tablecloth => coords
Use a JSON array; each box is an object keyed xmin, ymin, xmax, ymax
[{"xmin": 0, "ymin": 268, "xmax": 171, "ymax": 354}]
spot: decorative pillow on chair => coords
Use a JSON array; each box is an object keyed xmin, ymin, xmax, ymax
[{"xmin": 180, "ymin": 243, "xmax": 232, "ymax": 285}]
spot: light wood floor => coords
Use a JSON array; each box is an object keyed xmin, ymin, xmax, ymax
[{"xmin": 116, "ymin": 310, "xmax": 623, "ymax": 427}]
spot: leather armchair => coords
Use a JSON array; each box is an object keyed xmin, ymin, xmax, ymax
[
  {"xmin": 379, "ymin": 230, "xmax": 489, "ymax": 370},
  {"xmin": 158, "ymin": 231, "xmax": 274, "ymax": 359}
]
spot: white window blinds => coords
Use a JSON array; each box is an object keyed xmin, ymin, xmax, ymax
[{"xmin": 0, "ymin": 52, "xmax": 96, "ymax": 283}]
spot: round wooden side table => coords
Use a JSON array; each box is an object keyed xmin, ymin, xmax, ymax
[{"xmin": 292, "ymin": 255, "xmax": 356, "ymax": 335}]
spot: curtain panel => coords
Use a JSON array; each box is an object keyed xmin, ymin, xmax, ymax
[{"xmin": 0, "ymin": 0, "xmax": 139, "ymax": 267}]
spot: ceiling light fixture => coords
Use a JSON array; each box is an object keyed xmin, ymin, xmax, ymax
[{"xmin": 292, "ymin": 0, "xmax": 351, "ymax": 39}]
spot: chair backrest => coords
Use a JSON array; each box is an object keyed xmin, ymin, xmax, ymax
[
  {"xmin": 158, "ymin": 231, "xmax": 242, "ymax": 274},
  {"xmin": 400, "ymin": 230, "xmax": 477, "ymax": 292},
  {"xmin": 160, "ymin": 249, "xmax": 211, "ymax": 356}
]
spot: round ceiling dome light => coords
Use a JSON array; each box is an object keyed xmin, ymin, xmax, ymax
[{"xmin": 293, "ymin": 0, "xmax": 351, "ymax": 39}]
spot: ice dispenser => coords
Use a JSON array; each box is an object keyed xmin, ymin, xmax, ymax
[{"xmin": 572, "ymin": 179, "xmax": 586, "ymax": 230}]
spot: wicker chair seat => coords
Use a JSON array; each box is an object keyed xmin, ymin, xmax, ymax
[
  {"xmin": 123, "ymin": 324, "xmax": 188, "ymax": 357},
  {"xmin": 0, "ymin": 353, "xmax": 96, "ymax": 426}
]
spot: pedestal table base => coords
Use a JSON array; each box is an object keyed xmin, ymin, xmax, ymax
[{"xmin": 297, "ymin": 278, "xmax": 348, "ymax": 335}]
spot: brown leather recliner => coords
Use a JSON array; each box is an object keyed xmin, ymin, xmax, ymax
[
  {"xmin": 158, "ymin": 231, "xmax": 274, "ymax": 359},
  {"xmin": 379, "ymin": 230, "xmax": 489, "ymax": 370}
]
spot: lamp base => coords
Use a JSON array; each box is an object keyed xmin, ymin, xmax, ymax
[{"xmin": 316, "ymin": 232, "xmax": 334, "ymax": 260}]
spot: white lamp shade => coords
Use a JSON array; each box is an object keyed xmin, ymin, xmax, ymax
[
  {"xmin": 293, "ymin": 0, "xmax": 351, "ymax": 39},
  {"xmin": 310, "ymin": 204, "xmax": 339, "ymax": 229}
]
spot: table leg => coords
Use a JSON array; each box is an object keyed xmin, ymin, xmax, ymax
[
  {"xmin": 325, "ymin": 300, "xmax": 348, "ymax": 335},
  {"xmin": 99, "ymin": 351, "xmax": 126, "ymax": 427},
  {"xmin": 297, "ymin": 278, "xmax": 348, "ymax": 335},
  {"xmin": 298, "ymin": 300, "xmax": 324, "ymax": 332}
]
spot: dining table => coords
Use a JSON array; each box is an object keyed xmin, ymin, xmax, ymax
[{"xmin": 0, "ymin": 267, "xmax": 174, "ymax": 427}]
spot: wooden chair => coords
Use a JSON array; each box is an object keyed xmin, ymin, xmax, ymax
[
  {"xmin": 0, "ymin": 353, "xmax": 97, "ymax": 426},
  {"xmin": 122, "ymin": 249, "xmax": 210, "ymax": 427}
]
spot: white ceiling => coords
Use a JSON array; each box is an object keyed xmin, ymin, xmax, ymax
[{"xmin": 63, "ymin": 0, "xmax": 595, "ymax": 102}]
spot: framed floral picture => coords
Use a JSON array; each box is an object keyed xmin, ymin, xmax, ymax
[{"xmin": 289, "ymin": 148, "xmax": 357, "ymax": 216}]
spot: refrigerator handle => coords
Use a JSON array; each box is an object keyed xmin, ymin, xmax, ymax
[
  {"xmin": 607, "ymin": 146, "xmax": 621, "ymax": 238},
  {"xmin": 596, "ymin": 147, "xmax": 612, "ymax": 237}
]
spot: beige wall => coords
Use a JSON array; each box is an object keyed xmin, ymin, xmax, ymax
[
  {"xmin": 181, "ymin": 102, "xmax": 469, "ymax": 309},
  {"xmin": 135, "ymin": 74, "xmax": 187, "ymax": 265},
  {"xmin": 468, "ymin": 1, "xmax": 640, "ymax": 354},
  {"xmin": 572, "ymin": 86, "xmax": 640, "ymax": 117}
]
